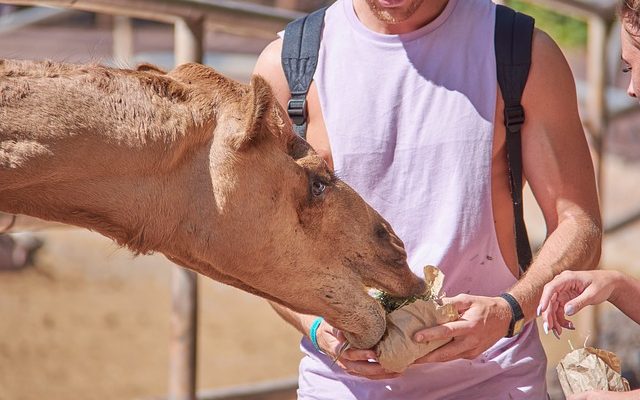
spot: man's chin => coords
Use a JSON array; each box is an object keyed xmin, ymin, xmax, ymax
[{"xmin": 365, "ymin": 0, "xmax": 425, "ymax": 24}]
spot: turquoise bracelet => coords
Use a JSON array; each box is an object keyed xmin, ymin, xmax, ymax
[{"xmin": 309, "ymin": 317, "xmax": 324, "ymax": 353}]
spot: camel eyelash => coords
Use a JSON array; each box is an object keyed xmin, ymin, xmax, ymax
[{"xmin": 330, "ymin": 169, "xmax": 343, "ymax": 183}]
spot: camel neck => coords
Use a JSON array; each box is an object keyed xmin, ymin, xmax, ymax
[
  {"xmin": 0, "ymin": 60, "xmax": 217, "ymax": 254},
  {"xmin": 0, "ymin": 140, "xmax": 201, "ymax": 254}
]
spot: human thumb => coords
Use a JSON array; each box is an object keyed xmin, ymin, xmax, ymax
[{"xmin": 564, "ymin": 286, "xmax": 598, "ymax": 316}]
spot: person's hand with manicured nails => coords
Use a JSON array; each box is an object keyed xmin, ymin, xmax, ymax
[
  {"xmin": 537, "ymin": 270, "xmax": 617, "ymax": 337},
  {"xmin": 537, "ymin": 270, "xmax": 640, "ymax": 337},
  {"xmin": 536, "ymin": 270, "xmax": 640, "ymax": 399}
]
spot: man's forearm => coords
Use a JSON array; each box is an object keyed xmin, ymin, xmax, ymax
[
  {"xmin": 269, "ymin": 301, "xmax": 317, "ymax": 338},
  {"xmin": 510, "ymin": 214, "xmax": 602, "ymax": 320},
  {"xmin": 609, "ymin": 273, "xmax": 640, "ymax": 324}
]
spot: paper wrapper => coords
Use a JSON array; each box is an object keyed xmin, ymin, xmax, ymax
[
  {"xmin": 557, "ymin": 347, "xmax": 631, "ymax": 396},
  {"xmin": 375, "ymin": 266, "xmax": 459, "ymax": 373}
]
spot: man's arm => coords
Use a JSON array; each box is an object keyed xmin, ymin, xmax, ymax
[
  {"xmin": 413, "ymin": 29, "xmax": 601, "ymax": 361},
  {"xmin": 253, "ymin": 38, "xmax": 319, "ymax": 338},
  {"xmin": 252, "ymin": 37, "xmax": 335, "ymax": 168},
  {"xmin": 253, "ymin": 39, "xmax": 291, "ymax": 110},
  {"xmin": 253, "ymin": 39, "xmax": 397, "ymax": 380},
  {"xmin": 508, "ymin": 29, "xmax": 601, "ymax": 327}
]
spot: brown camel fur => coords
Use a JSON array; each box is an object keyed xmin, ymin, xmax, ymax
[{"xmin": 0, "ymin": 60, "xmax": 425, "ymax": 349}]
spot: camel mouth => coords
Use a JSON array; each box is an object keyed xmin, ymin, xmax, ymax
[
  {"xmin": 362, "ymin": 277, "xmax": 426, "ymax": 300},
  {"xmin": 367, "ymin": 286, "xmax": 435, "ymax": 314},
  {"xmin": 337, "ymin": 291, "xmax": 387, "ymax": 349},
  {"xmin": 347, "ymin": 258, "xmax": 424, "ymax": 299}
]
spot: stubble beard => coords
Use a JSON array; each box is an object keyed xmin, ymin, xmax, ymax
[{"xmin": 364, "ymin": 0, "xmax": 426, "ymax": 24}]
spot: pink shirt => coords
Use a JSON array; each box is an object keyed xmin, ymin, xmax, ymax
[{"xmin": 296, "ymin": 0, "xmax": 547, "ymax": 398}]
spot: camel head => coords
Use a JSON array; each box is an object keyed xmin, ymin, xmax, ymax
[
  {"xmin": 159, "ymin": 64, "xmax": 425, "ymax": 349},
  {"xmin": 0, "ymin": 61, "xmax": 425, "ymax": 349}
]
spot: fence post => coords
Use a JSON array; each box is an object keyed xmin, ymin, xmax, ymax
[
  {"xmin": 169, "ymin": 17, "xmax": 204, "ymax": 400},
  {"xmin": 275, "ymin": 0, "xmax": 300, "ymax": 9},
  {"xmin": 585, "ymin": 14, "xmax": 613, "ymax": 348},
  {"xmin": 113, "ymin": 16, "xmax": 134, "ymax": 65}
]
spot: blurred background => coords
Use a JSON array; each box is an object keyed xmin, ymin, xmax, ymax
[{"xmin": 0, "ymin": 0, "xmax": 638, "ymax": 399}]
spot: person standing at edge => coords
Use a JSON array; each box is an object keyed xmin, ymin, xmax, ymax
[
  {"xmin": 537, "ymin": 5, "xmax": 640, "ymax": 399},
  {"xmin": 253, "ymin": 0, "xmax": 601, "ymax": 398}
]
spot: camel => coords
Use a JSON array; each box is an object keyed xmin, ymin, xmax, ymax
[{"xmin": 0, "ymin": 59, "xmax": 425, "ymax": 349}]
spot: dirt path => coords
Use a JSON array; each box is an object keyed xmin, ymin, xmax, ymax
[
  {"xmin": 0, "ymin": 22, "xmax": 302, "ymax": 400},
  {"xmin": 0, "ymin": 229, "xmax": 302, "ymax": 400}
]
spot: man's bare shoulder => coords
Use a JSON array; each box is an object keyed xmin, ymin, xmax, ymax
[
  {"xmin": 519, "ymin": 27, "xmax": 598, "ymax": 232},
  {"xmin": 524, "ymin": 28, "xmax": 578, "ymax": 110},
  {"xmin": 253, "ymin": 38, "xmax": 290, "ymax": 107},
  {"xmin": 255, "ymin": 38, "xmax": 283, "ymax": 75}
]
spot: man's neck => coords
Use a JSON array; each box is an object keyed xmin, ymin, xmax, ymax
[{"xmin": 352, "ymin": 0, "xmax": 450, "ymax": 34}]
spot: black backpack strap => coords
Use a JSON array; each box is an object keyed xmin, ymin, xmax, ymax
[
  {"xmin": 495, "ymin": 5, "xmax": 535, "ymax": 275},
  {"xmin": 281, "ymin": 7, "xmax": 327, "ymax": 139}
]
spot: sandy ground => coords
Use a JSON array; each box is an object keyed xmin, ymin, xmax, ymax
[
  {"xmin": 0, "ymin": 230, "xmax": 302, "ymax": 400},
  {"xmin": 0, "ymin": 20, "xmax": 302, "ymax": 400},
  {"xmin": 1, "ymin": 16, "xmax": 640, "ymax": 400}
]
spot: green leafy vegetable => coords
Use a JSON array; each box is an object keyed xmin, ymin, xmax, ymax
[{"xmin": 369, "ymin": 289, "xmax": 434, "ymax": 314}]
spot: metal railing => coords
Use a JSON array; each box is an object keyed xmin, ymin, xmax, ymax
[
  {"xmin": 0, "ymin": 2, "xmax": 303, "ymax": 400},
  {"xmin": 0, "ymin": 0, "xmax": 303, "ymax": 37}
]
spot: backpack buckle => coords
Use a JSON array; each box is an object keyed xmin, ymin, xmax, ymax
[
  {"xmin": 504, "ymin": 105, "xmax": 525, "ymax": 133},
  {"xmin": 287, "ymin": 98, "xmax": 307, "ymax": 126}
]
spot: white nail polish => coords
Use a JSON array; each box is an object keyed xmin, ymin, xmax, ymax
[
  {"xmin": 543, "ymin": 321, "xmax": 549, "ymax": 335},
  {"xmin": 565, "ymin": 304, "xmax": 575, "ymax": 316},
  {"xmin": 536, "ymin": 305, "xmax": 542, "ymax": 317}
]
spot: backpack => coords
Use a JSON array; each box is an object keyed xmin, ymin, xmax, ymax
[{"xmin": 281, "ymin": 4, "xmax": 535, "ymax": 274}]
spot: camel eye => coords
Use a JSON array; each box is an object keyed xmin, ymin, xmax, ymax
[{"xmin": 311, "ymin": 180, "xmax": 326, "ymax": 197}]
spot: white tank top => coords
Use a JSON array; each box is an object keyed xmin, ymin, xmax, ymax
[{"xmin": 296, "ymin": 1, "xmax": 548, "ymax": 398}]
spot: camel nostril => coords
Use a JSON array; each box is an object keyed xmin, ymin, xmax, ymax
[
  {"xmin": 391, "ymin": 235, "xmax": 405, "ymax": 248},
  {"xmin": 413, "ymin": 279, "xmax": 427, "ymax": 295}
]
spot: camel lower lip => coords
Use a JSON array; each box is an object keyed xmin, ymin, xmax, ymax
[
  {"xmin": 366, "ymin": 284, "xmax": 415, "ymax": 298},
  {"xmin": 367, "ymin": 286, "xmax": 399, "ymax": 298}
]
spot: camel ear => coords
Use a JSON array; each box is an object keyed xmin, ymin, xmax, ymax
[
  {"xmin": 230, "ymin": 75, "xmax": 273, "ymax": 151},
  {"xmin": 136, "ymin": 63, "xmax": 166, "ymax": 74}
]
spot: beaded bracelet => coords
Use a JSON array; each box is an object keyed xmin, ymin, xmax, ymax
[{"xmin": 309, "ymin": 316, "xmax": 324, "ymax": 353}]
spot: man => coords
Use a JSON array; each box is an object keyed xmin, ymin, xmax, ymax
[{"xmin": 253, "ymin": 0, "xmax": 601, "ymax": 398}]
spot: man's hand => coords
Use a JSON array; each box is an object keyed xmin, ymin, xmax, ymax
[
  {"xmin": 412, "ymin": 294, "xmax": 511, "ymax": 362},
  {"xmin": 314, "ymin": 319, "xmax": 400, "ymax": 380}
]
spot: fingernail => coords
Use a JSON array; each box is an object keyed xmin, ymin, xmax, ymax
[
  {"xmin": 565, "ymin": 304, "xmax": 575, "ymax": 316},
  {"xmin": 567, "ymin": 321, "xmax": 575, "ymax": 330},
  {"xmin": 553, "ymin": 329, "xmax": 561, "ymax": 340},
  {"xmin": 543, "ymin": 321, "xmax": 549, "ymax": 335},
  {"xmin": 536, "ymin": 305, "xmax": 542, "ymax": 317},
  {"xmin": 415, "ymin": 335, "xmax": 424, "ymax": 342}
]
